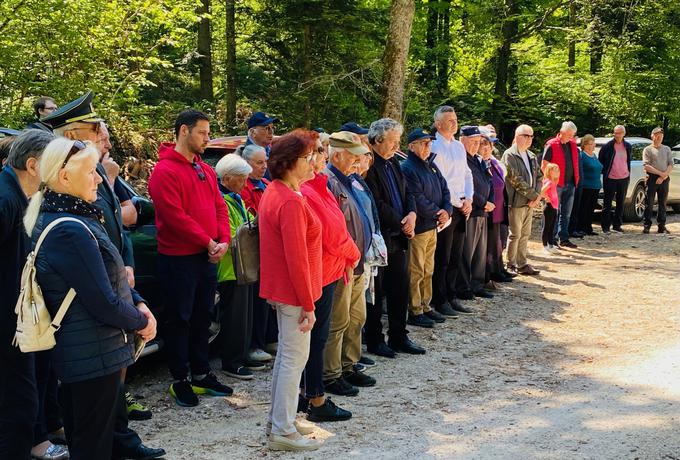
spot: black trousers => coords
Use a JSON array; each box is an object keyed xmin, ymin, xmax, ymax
[
  {"xmin": 577, "ymin": 188, "xmax": 599, "ymax": 234},
  {"xmin": 218, "ymin": 281, "xmax": 254, "ymax": 368},
  {"xmin": 486, "ymin": 220, "xmax": 503, "ymax": 282},
  {"xmin": 0, "ymin": 343, "xmax": 38, "ymax": 460},
  {"xmin": 302, "ymin": 282, "xmax": 337, "ymax": 398},
  {"xmin": 366, "ymin": 248, "xmax": 409, "ymax": 346},
  {"xmin": 34, "ymin": 351, "xmax": 62, "ymax": 445},
  {"xmin": 542, "ymin": 204, "xmax": 557, "ymax": 246},
  {"xmin": 112, "ymin": 379, "xmax": 143, "ymax": 457},
  {"xmin": 250, "ymin": 281, "xmax": 270, "ymax": 350},
  {"xmin": 431, "ymin": 207, "xmax": 466, "ymax": 306},
  {"xmin": 644, "ymin": 175, "xmax": 670, "ymax": 227},
  {"xmin": 601, "ymin": 177, "xmax": 629, "ymax": 231},
  {"xmin": 158, "ymin": 253, "xmax": 217, "ymax": 381},
  {"xmin": 62, "ymin": 371, "xmax": 121, "ymax": 460}
]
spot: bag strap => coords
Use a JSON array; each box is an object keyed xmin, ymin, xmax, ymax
[{"xmin": 51, "ymin": 289, "xmax": 76, "ymax": 331}]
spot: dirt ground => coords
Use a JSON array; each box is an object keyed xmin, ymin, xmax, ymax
[{"xmin": 128, "ymin": 213, "xmax": 680, "ymax": 460}]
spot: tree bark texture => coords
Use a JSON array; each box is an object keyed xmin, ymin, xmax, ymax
[
  {"xmin": 197, "ymin": 0, "xmax": 214, "ymax": 101},
  {"xmin": 225, "ymin": 0, "xmax": 237, "ymax": 133},
  {"xmin": 381, "ymin": 0, "xmax": 416, "ymax": 121}
]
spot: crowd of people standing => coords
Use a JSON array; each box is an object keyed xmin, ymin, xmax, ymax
[{"xmin": 0, "ymin": 92, "xmax": 674, "ymax": 459}]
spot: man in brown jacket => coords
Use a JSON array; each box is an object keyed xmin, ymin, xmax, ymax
[{"xmin": 501, "ymin": 124, "xmax": 543, "ymax": 276}]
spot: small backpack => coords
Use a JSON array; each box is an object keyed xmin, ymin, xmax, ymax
[{"xmin": 14, "ymin": 217, "xmax": 96, "ymax": 353}]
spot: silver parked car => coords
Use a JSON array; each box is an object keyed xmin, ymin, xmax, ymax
[{"xmin": 593, "ymin": 137, "xmax": 680, "ymax": 221}]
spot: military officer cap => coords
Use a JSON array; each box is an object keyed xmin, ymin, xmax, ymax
[{"xmin": 41, "ymin": 90, "xmax": 103, "ymax": 129}]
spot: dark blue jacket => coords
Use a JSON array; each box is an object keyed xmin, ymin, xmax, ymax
[
  {"xmin": 0, "ymin": 167, "xmax": 29, "ymax": 344},
  {"xmin": 467, "ymin": 153, "xmax": 495, "ymax": 218},
  {"xmin": 96, "ymin": 163, "xmax": 134, "ymax": 267},
  {"xmin": 401, "ymin": 151, "xmax": 453, "ymax": 234},
  {"xmin": 33, "ymin": 212, "xmax": 147, "ymax": 384},
  {"xmin": 597, "ymin": 139, "xmax": 632, "ymax": 179}
]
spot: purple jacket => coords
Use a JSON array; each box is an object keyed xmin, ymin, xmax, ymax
[{"xmin": 488, "ymin": 158, "xmax": 506, "ymax": 224}]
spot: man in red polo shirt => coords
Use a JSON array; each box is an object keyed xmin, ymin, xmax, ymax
[{"xmin": 149, "ymin": 109, "xmax": 232, "ymax": 407}]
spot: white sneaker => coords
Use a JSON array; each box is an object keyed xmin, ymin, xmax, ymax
[
  {"xmin": 248, "ymin": 348, "xmax": 273, "ymax": 362},
  {"xmin": 543, "ymin": 245, "xmax": 554, "ymax": 255},
  {"xmin": 266, "ymin": 421, "xmax": 315, "ymax": 437},
  {"xmin": 268, "ymin": 433, "xmax": 323, "ymax": 451}
]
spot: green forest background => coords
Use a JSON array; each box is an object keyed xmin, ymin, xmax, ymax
[{"xmin": 1, "ymin": 0, "xmax": 679, "ymax": 159}]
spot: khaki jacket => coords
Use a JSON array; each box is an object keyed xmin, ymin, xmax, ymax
[{"xmin": 501, "ymin": 144, "xmax": 543, "ymax": 208}]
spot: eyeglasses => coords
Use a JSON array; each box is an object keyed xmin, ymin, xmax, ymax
[
  {"xmin": 192, "ymin": 161, "xmax": 206, "ymax": 181},
  {"xmin": 299, "ymin": 152, "xmax": 315, "ymax": 164},
  {"xmin": 519, "ymin": 134, "xmax": 534, "ymax": 138},
  {"xmin": 257, "ymin": 125, "xmax": 275, "ymax": 134},
  {"xmin": 62, "ymin": 140, "xmax": 87, "ymax": 168}
]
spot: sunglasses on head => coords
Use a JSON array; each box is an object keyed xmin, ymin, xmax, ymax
[
  {"xmin": 192, "ymin": 161, "xmax": 206, "ymax": 181},
  {"xmin": 62, "ymin": 140, "xmax": 87, "ymax": 168}
]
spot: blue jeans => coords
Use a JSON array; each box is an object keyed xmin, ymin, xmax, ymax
[{"xmin": 554, "ymin": 182, "xmax": 575, "ymax": 242}]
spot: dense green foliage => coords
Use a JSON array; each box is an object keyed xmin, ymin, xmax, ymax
[{"xmin": 1, "ymin": 0, "xmax": 678, "ymax": 158}]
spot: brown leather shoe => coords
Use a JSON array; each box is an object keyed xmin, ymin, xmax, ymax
[{"xmin": 517, "ymin": 264, "xmax": 540, "ymax": 276}]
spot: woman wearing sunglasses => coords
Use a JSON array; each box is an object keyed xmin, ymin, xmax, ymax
[{"xmin": 23, "ymin": 138, "xmax": 156, "ymax": 460}]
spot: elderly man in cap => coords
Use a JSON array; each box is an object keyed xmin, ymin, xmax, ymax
[
  {"xmin": 247, "ymin": 111, "xmax": 279, "ymax": 155},
  {"xmin": 542, "ymin": 121, "xmax": 580, "ymax": 246},
  {"xmin": 642, "ymin": 127, "xmax": 674, "ymax": 234},
  {"xmin": 457, "ymin": 126, "xmax": 495, "ymax": 301},
  {"xmin": 401, "ymin": 128, "xmax": 452, "ymax": 328},
  {"xmin": 430, "ymin": 106, "xmax": 474, "ymax": 317},
  {"xmin": 364, "ymin": 118, "xmax": 425, "ymax": 357},
  {"xmin": 321, "ymin": 131, "xmax": 377, "ymax": 396},
  {"xmin": 42, "ymin": 92, "xmax": 165, "ymax": 460}
]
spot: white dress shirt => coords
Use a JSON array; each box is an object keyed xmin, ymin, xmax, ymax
[{"xmin": 432, "ymin": 131, "xmax": 474, "ymax": 208}]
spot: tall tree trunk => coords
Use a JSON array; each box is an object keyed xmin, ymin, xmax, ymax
[
  {"xmin": 381, "ymin": 0, "xmax": 416, "ymax": 121},
  {"xmin": 492, "ymin": 0, "xmax": 519, "ymax": 140},
  {"xmin": 225, "ymin": 0, "xmax": 237, "ymax": 133},
  {"xmin": 423, "ymin": 0, "xmax": 439, "ymax": 84},
  {"xmin": 436, "ymin": 0, "xmax": 451, "ymax": 96},
  {"xmin": 197, "ymin": 0, "xmax": 214, "ymax": 101},
  {"xmin": 302, "ymin": 23, "xmax": 312, "ymax": 128},
  {"xmin": 567, "ymin": 0, "xmax": 576, "ymax": 71}
]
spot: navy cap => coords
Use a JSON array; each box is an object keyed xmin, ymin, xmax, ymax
[
  {"xmin": 247, "ymin": 111, "xmax": 280, "ymax": 129},
  {"xmin": 312, "ymin": 127, "xmax": 326, "ymax": 133},
  {"xmin": 478, "ymin": 126, "xmax": 498, "ymax": 143},
  {"xmin": 460, "ymin": 125, "xmax": 481, "ymax": 137},
  {"xmin": 339, "ymin": 122, "xmax": 369, "ymax": 135},
  {"xmin": 41, "ymin": 90, "xmax": 103, "ymax": 129},
  {"xmin": 407, "ymin": 128, "xmax": 434, "ymax": 144}
]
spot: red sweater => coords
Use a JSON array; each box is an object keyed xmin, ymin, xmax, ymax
[
  {"xmin": 301, "ymin": 173, "xmax": 360, "ymax": 286},
  {"xmin": 545, "ymin": 136, "xmax": 580, "ymax": 187},
  {"xmin": 240, "ymin": 177, "xmax": 270, "ymax": 215},
  {"xmin": 148, "ymin": 143, "xmax": 230, "ymax": 256},
  {"xmin": 258, "ymin": 180, "xmax": 322, "ymax": 311}
]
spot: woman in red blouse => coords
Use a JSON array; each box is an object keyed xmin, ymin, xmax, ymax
[{"xmin": 258, "ymin": 132, "xmax": 324, "ymax": 452}]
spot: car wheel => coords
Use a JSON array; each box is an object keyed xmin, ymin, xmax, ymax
[{"xmin": 623, "ymin": 183, "xmax": 645, "ymax": 222}]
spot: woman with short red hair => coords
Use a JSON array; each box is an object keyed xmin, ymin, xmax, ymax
[{"xmin": 258, "ymin": 131, "xmax": 323, "ymax": 452}]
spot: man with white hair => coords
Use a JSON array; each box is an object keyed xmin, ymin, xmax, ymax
[
  {"xmin": 542, "ymin": 121, "xmax": 580, "ymax": 247},
  {"xmin": 597, "ymin": 124, "xmax": 631, "ymax": 234},
  {"xmin": 430, "ymin": 106, "xmax": 474, "ymax": 316},
  {"xmin": 502, "ymin": 124, "xmax": 543, "ymax": 276}
]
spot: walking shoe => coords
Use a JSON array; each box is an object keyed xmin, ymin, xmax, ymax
[
  {"xmin": 353, "ymin": 362, "xmax": 366, "ymax": 373},
  {"xmin": 425, "ymin": 309, "xmax": 446, "ymax": 323},
  {"xmin": 543, "ymin": 245, "xmax": 557, "ymax": 255},
  {"xmin": 244, "ymin": 359, "xmax": 267, "ymax": 371},
  {"xmin": 517, "ymin": 264, "xmax": 540, "ymax": 276},
  {"xmin": 343, "ymin": 370, "xmax": 376, "ymax": 387},
  {"xmin": 643, "ymin": 225, "xmax": 651, "ymax": 234},
  {"xmin": 114, "ymin": 444, "xmax": 166, "ymax": 460},
  {"xmin": 367, "ymin": 342, "xmax": 396, "ymax": 358},
  {"xmin": 484, "ymin": 281, "xmax": 501, "ymax": 291},
  {"xmin": 560, "ymin": 239, "xmax": 578, "ymax": 248},
  {"xmin": 407, "ymin": 313, "xmax": 435, "ymax": 328},
  {"xmin": 264, "ymin": 342, "xmax": 278, "ymax": 355},
  {"xmin": 388, "ymin": 337, "xmax": 426, "ymax": 355},
  {"xmin": 612, "ymin": 227, "xmax": 624, "ymax": 233},
  {"xmin": 268, "ymin": 433, "xmax": 323, "ymax": 452},
  {"xmin": 31, "ymin": 443, "xmax": 69, "ymax": 460},
  {"xmin": 324, "ymin": 377, "xmax": 360, "ymax": 396},
  {"xmin": 570, "ymin": 231, "xmax": 585, "ymax": 239},
  {"xmin": 658, "ymin": 226, "xmax": 670, "ymax": 234},
  {"xmin": 473, "ymin": 289, "xmax": 494, "ymax": 299},
  {"xmin": 266, "ymin": 421, "xmax": 315, "ymax": 437},
  {"xmin": 191, "ymin": 372, "xmax": 233, "ymax": 396},
  {"xmin": 248, "ymin": 348, "xmax": 273, "ymax": 362},
  {"xmin": 451, "ymin": 303, "xmax": 474, "ymax": 315},
  {"xmin": 490, "ymin": 273, "xmax": 513, "ymax": 283},
  {"xmin": 501, "ymin": 269, "xmax": 518, "ymax": 279},
  {"xmin": 126, "ymin": 391, "xmax": 152, "ymax": 421},
  {"xmin": 359, "ymin": 355, "xmax": 376, "ymax": 367},
  {"xmin": 169, "ymin": 380, "xmax": 199, "ymax": 407},
  {"xmin": 434, "ymin": 302, "xmax": 459, "ymax": 318},
  {"xmin": 307, "ymin": 397, "xmax": 352, "ymax": 422},
  {"xmin": 222, "ymin": 364, "xmax": 254, "ymax": 380}
]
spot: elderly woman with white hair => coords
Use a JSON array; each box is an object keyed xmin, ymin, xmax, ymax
[{"xmin": 214, "ymin": 153, "xmax": 259, "ymax": 379}]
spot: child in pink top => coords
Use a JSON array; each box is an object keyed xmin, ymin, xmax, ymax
[{"xmin": 541, "ymin": 163, "xmax": 560, "ymax": 254}]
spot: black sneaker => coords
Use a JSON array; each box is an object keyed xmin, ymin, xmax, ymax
[
  {"xmin": 424, "ymin": 310, "xmax": 446, "ymax": 323},
  {"xmin": 435, "ymin": 302, "xmax": 459, "ymax": 318},
  {"xmin": 343, "ymin": 370, "xmax": 376, "ymax": 387},
  {"xmin": 388, "ymin": 337, "xmax": 426, "ymax": 355},
  {"xmin": 126, "ymin": 391, "xmax": 152, "ymax": 421},
  {"xmin": 502, "ymin": 269, "xmax": 518, "ymax": 279},
  {"xmin": 560, "ymin": 240, "xmax": 578, "ymax": 248},
  {"xmin": 452, "ymin": 303, "xmax": 474, "ymax": 314},
  {"xmin": 169, "ymin": 380, "xmax": 199, "ymax": 407},
  {"xmin": 307, "ymin": 397, "xmax": 352, "ymax": 422},
  {"xmin": 366, "ymin": 342, "xmax": 396, "ymax": 358},
  {"xmin": 643, "ymin": 225, "xmax": 650, "ymax": 234},
  {"xmin": 222, "ymin": 364, "xmax": 254, "ymax": 380},
  {"xmin": 324, "ymin": 377, "xmax": 359, "ymax": 396},
  {"xmin": 473, "ymin": 289, "xmax": 494, "ymax": 299},
  {"xmin": 353, "ymin": 362, "xmax": 366, "ymax": 373},
  {"xmin": 191, "ymin": 372, "xmax": 233, "ymax": 397},
  {"xmin": 407, "ymin": 313, "xmax": 435, "ymax": 328},
  {"xmin": 359, "ymin": 356, "xmax": 376, "ymax": 367},
  {"xmin": 658, "ymin": 226, "xmax": 670, "ymax": 234}
]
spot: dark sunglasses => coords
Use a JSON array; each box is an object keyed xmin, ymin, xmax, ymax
[
  {"xmin": 62, "ymin": 140, "xmax": 87, "ymax": 168},
  {"xmin": 192, "ymin": 161, "xmax": 206, "ymax": 181}
]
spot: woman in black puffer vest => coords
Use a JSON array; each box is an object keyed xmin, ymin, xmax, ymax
[{"xmin": 23, "ymin": 138, "xmax": 155, "ymax": 460}]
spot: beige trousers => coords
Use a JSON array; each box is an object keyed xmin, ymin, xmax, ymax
[{"xmin": 408, "ymin": 229, "xmax": 437, "ymax": 315}]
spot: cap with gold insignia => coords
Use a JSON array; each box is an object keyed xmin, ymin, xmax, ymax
[
  {"xmin": 41, "ymin": 90, "xmax": 103, "ymax": 129},
  {"xmin": 329, "ymin": 131, "xmax": 370, "ymax": 155}
]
